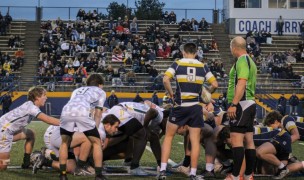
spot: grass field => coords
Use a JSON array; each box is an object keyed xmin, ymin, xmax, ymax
[{"xmin": 3, "ymin": 121, "xmax": 304, "ymax": 179}]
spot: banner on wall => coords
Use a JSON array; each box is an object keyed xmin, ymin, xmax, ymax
[{"xmin": 235, "ymin": 19, "xmax": 303, "ymax": 35}]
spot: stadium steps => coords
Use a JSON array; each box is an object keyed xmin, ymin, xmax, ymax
[
  {"xmin": 20, "ymin": 21, "xmax": 41, "ymax": 91},
  {"xmin": 255, "ymin": 98, "xmax": 273, "ymax": 112},
  {"xmin": 211, "ymin": 23, "xmax": 234, "ymax": 71}
]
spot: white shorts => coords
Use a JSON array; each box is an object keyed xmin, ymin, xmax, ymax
[
  {"xmin": 0, "ymin": 130, "xmax": 13, "ymax": 153},
  {"xmin": 44, "ymin": 127, "xmax": 61, "ymax": 156},
  {"xmin": 60, "ymin": 116, "xmax": 96, "ymax": 133}
]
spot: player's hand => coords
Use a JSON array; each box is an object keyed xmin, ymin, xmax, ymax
[{"xmin": 227, "ymin": 106, "xmax": 237, "ymax": 120}]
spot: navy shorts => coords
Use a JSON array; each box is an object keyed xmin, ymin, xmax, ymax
[
  {"xmin": 253, "ymin": 130, "xmax": 280, "ymax": 147},
  {"xmin": 169, "ymin": 104, "xmax": 204, "ymax": 128},
  {"xmin": 270, "ymin": 131, "xmax": 292, "ymax": 161},
  {"xmin": 230, "ymin": 102, "xmax": 256, "ymax": 133}
]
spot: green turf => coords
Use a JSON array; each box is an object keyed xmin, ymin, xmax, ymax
[{"xmin": 2, "ymin": 121, "xmax": 303, "ymax": 179}]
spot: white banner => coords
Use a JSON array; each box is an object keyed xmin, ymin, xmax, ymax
[{"xmin": 235, "ymin": 19, "xmax": 303, "ymax": 35}]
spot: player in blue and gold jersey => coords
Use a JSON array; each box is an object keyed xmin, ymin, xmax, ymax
[{"xmin": 157, "ymin": 42, "xmax": 218, "ymax": 180}]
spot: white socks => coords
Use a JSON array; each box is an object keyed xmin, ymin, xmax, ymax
[
  {"xmin": 206, "ymin": 163, "xmax": 214, "ymax": 171},
  {"xmin": 160, "ymin": 163, "xmax": 167, "ymax": 171}
]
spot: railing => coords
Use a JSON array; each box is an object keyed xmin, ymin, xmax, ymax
[
  {"xmin": 0, "ymin": 6, "xmax": 222, "ymax": 23},
  {"xmin": 32, "ymin": 74, "xmax": 303, "ymax": 94}
]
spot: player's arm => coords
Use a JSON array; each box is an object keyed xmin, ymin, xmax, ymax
[
  {"xmin": 37, "ymin": 113, "xmax": 60, "ymax": 126},
  {"xmin": 290, "ymin": 128, "xmax": 300, "ymax": 143},
  {"xmin": 102, "ymin": 138, "xmax": 109, "ymax": 150},
  {"xmin": 163, "ymin": 75, "xmax": 174, "ymax": 98},
  {"xmin": 94, "ymin": 108, "xmax": 103, "ymax": 128}
]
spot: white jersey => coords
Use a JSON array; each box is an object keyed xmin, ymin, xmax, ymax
[
  {"xmin": 120, "ymin": 101, "xmax": 164, "ymax": 125},
  {"xmin": 44, "ymin": 125, "xmax": 61, "ymax": 152},
  {"xmin": 61, "ymin": 86, "xmax": 106, "ymax": 118},
  {"xmin": 0, "ymin": 101, "xmax": 41, "ymax": 135},
  {"xmin": 106, "ymin": 105, "xmax": 134, "ymax": 126}
]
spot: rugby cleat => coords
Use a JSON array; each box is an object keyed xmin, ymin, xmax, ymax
[
  {"xmin": 272, "ymin": 166, "xmax": 289, "ymax": 179},
  {"xmin": 130, "ymin": 167, "xmax": 149, "ymax": 176},
  {"xmin": 156, "ymin": 170, "xmax": 167, "ymax": 180}
]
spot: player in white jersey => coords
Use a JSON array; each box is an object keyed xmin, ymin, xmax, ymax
[
  {"xmin": 33, "ymin": 114, "xmax": 120, "ymax": 175},
  {"xmin": 59, "ymin": 74, "xmax": 107, "ymax": 180},
  {"xmin": 102, "ymin": 101, "xmax": 166, "ymax": 176},
  {"xmin": 0, "ymin": 87, "xmax": 60, "ymax": 170}
]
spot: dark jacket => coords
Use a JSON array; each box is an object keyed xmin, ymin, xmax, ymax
[
  {"xmin": 107, "ymin": 94, "xmax": 118, "ymax": 108},
  {"xmin": 289, "ymin": 95, "xmax": 299, "ymax": 106},
  {"xmin": 133, "ymin": 95, "xmax": 144, "ymax": 103},
  {"xmin": 278, "ymin": 96, "xmax": 287, "ymax": 107},
  {"xmin": 151, "ymin": 94, "xmax": 159, "ymax": 105}
]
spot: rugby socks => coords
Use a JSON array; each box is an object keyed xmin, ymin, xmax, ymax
[
  {"xmin": 130, "ymin": 163, "xmax": 139, "ymax": 169},
  {"xmin": 232, "ymin": 147, "xmax": 244, "ymax": 177},
  {"xmin": 206, "ymin": 163, "xmax": 215, "ymax": 171},
  {"xmin": 182, "ymin": 155, "xmax": 191, "ymax": 167},
  {"xmin": 45, "ymin": 159, "xmax": 53, "ymax": 167},
  {"xmin": 190, "ymin": 168, "xmax": 197, "ymax": 176},
  {"xmin": 77, "ymin": 159, "xmax": 86, "ymax": 168},
  {"xmin": 22, "ymin": 153, "xmax": 31, "ymax": 168},
  {"xmin": 95, "ymin": 167, "xmax": 103, "ymax": 176},
  {"xmin": 160, "ymin": 162, "xmax": 167, "ymax": 171},
  {"xmin": 278, "ymin": 162, "xmax": 285, "ymax": 169},
  {"xmin": 60, "ymin": 164, "xmax": 67, "ymax": 175},
  {"xmin": 157, "ymin": 160, "xmax": 161, "ymax": 167},
  {"xmin": 244, "ymin": 149, "xmax": 256, "ymax": 175}
]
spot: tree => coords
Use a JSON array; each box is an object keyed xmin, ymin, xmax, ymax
[
  {"xmin": 107, "ymin": 2, "xmax": 132, "ymax": 20},
  {"xmin": 135, "ymin": 0, "xmax": 165, "ymax": 20}
]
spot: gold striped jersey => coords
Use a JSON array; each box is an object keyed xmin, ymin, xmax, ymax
[{"xmin": 165, "ymin": 58, "xmax": 216, "ymax": 107}]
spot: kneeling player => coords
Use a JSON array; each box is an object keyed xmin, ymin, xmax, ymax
[{"xmin": 0, "ymin": 87, "xmax": 60, "ymax": 170}]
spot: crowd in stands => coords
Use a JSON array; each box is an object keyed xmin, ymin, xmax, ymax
[
  {"xmin": 177, "ymin": 17, "xmax": 209, "ymax": 32},
  {"xmin": 0, "ymin": 11, "xmax": 12, "ymax": 36},
  {"xmin": 241, "ymin": 29, "xmax": 304, "ymax": 88},
  {"xmin": 0, "ymin": 12, "xmax": 24, "ymax": 90},
  {"xmin": 37, "ymin": 9, "xmax": 225, "ymax": 91}
]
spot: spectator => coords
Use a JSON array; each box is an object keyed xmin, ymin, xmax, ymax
[
  {"xmin": 4, "ymin": 12, "xmax": 12, "ymax": 33},
  {"xmin": 8, "ymin": 35, "xmax": 15, "ymax": 49},
  {"xmin": 1, "ymin": 92, "xmax": 12, "ymax": 115},
  {"xmin": 168, "ymin": 11, "xmax": 177, "ymax": 24},
  {"xmin": 44, "ymin": 72, "xmax": 56, "ymax": 92},
  {"xmin": 133, "ymin": 92, "xmax": 144, "ymax": 102},
  {"xmin": 3, "ymin": 60, "xmax": 11, "ymax": 73},
  {"xmin": 151, "ymin": 91, "xmax": 159, "ymax": 105},
  {"xmin": 148, "ymin": 49, "xmax": 156, "ymax": 65},
  {"xmin": 197, "ymin": 46, "xmax": 204, "ymax": 61},
  {"xmin": 276, "ymin": 15, "xmax": 284, "ymax": 36},
  {"xmin": 289, "ymin": 93, "xmax": 299, "ymax": 116},
  {"xmin": 130, "ymin": 18, "xmax": 138, "ymax": 34},
  {"xmin": 266, "ymin": 32, "xmax": 272, "ymax": 44},
  {"xmin": 199, "ymin": 17, "xmax": 209, "ymax": 31},
  {"xmin": 301, "ymin": 75, "xmax": 304, "ymax": 88},
  {"xmin": 14, "ymin": 48, "xmax": 24, "ymax": 67},
  {"xmin": 162, "ymin": 11, "xmax": 170, "ymax": 24},
  {"xmin": 0, "ymin": 18, "xmax": 6, "ymax": 36},
  {"xmin": 277, "ymin": 94, "xmax": 287, "ymax": 115},
  {"xmin": 107, "ymin": 90, "xmax": 119, "ymax": 108},
  {"xmin": 126, "ymin": 70, "xmax": 136, "ymax": 86},
  {"xmin": 112, "ymin": 68, "xmax": 123, "ymax": 86},
  {"xmin": 191, "ymin": 18, "xmax": 199, "ymax": 32}
]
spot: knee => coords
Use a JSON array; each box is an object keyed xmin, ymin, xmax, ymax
[
  {"xmin": 25, "ymin": 129, "xmax": 35, "ymax": 141},
  {"xmin": 256, "ymin": 149, "xmax": 263, "ymax": 159}
]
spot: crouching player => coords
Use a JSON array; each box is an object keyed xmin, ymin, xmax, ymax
[
  {"xmin": 0, "ymin": 87, "xmax": 60, "ymax": 170},
  {"xmin": 32, "ymin": 114, "xmax": 120, "ymax": 175},
  {"xmin": 256, "ymin": 111, "xmax": 299, "ymax": 179}
]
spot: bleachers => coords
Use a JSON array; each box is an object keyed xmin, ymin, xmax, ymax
[
  {"xmin": 0, "ymin": 21, "xmax": 26, "ymax": 89},
  {"xmin": 36, "ymin": 18, "xmax": 223, "ymax": 92}
]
